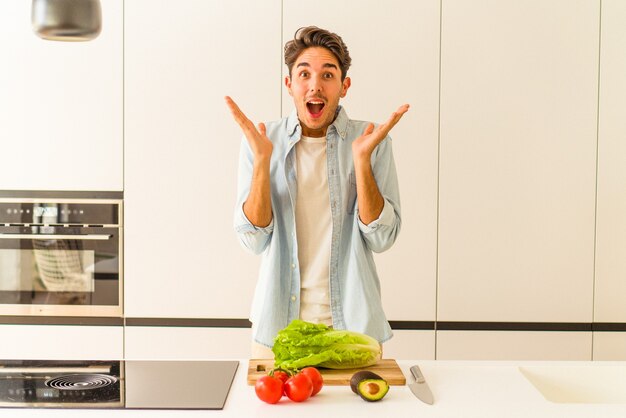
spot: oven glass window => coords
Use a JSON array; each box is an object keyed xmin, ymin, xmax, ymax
[
  {"xmin": 0, "ymin": 249, "xmax": 95, "ymax": 293},
  {"xmin": 0, "ymin": 237, "xmax": 119, "ymax": 307}
]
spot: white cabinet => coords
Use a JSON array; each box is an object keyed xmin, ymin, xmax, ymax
[
  {"xmin": 593, "ymin": 333, "xmax": 626, "ymax": 361},
  {"xmin": 594, "ymin": 0, "xmax": 626, "ymax": 323},
  {"xmin": 124, "ymin": 0, "xmax": 281, "ymax": 318},
  {"xmin": 124, "ymin": 326, "xmax": 252, "ymax": 360},
  {"xmin": 124, "ymin": 326, "xmax": 435, "ymax": 360},
  {"xmin": 437, "ymin": 0, "xmax": 599, "ymax": 323},
  {"xmin": 0, "ymin": 0, "xmax": 123, "ymax": 191},
  {"xmin": 0, "ymin": 325, "xmax": 123, "ymax": 360},
  {"xmin": 282, "ymin": 0, "xmax": 441, "ymax": 323},
  {"xmin": 437, "ymin": 331, "xmax": 591, "ymax": 361},
  {"xmin": 383, "ymin": 330, "xmax": 435, "ymax": 360}
]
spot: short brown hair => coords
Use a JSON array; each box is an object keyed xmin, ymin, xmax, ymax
[{"xmin": 284, "ymin": 26, "xmax": 352, "ymax": 81}]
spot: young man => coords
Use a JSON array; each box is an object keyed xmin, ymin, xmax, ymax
[{"xmin": 226, "ymin": 26, "xmax": 408, "ymax": 357}]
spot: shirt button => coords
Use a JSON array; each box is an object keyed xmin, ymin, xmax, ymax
[
  {"xmin": 291, "ymin": 263, "xmax": 295, "ymax": 269},
  {"xmin": 291, "ymin": 295, "xmax": 297, "ymax": 302}
]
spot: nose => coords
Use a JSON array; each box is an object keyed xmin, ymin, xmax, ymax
[{"xmin": 309, "ymin": 77, "xmax": 322, "ymax": 92}]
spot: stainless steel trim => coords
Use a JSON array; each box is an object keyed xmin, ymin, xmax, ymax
[
  {"xmin": 0, "ymin": 234, "xmax": 111, "ymax": 240},
  {"xmin": 0, "ymin": 401, "xmax": 124, "ymax": 408},
  {"xmin": 0, "ymin": 305, "xmax": 123, "ymax": 317},
  {"xmin": 118, "ymin": 224, "xmax": 124, "ymax": 318},
  {"xmin": 119, "ymin": 201, "xmax": 124, "ymax": 229},
  {"xmin": 0, "ymin": 198, "xmax": 122, "ymax": 204},
  {"xmin": 0, "ymin": 366, "xmax": 110, "ymax": 374},
  {"xmin": 119, "ymin": 360, "xmax": 125, "ymax": 405},
  {"xmin": 0, "ymin": 190, "xmax": 122, "ymax": 199},
  {"xmin": 0, "ymin": 224, "xmax": 120, "ymax": 227}
]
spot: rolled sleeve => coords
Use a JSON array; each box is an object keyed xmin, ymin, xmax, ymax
[
  {"xmin": 355, "ymin": 136, "xmax": 402, "ymax": 253},
  {"xmin": 357, "ymin": 197, "xmax": 395, "ymax": 233},
  {"xmin": 235, "ymin": 204, "xmax": 274, "ymax": 235},
  {"xmin": 233, "ymin": 137, "xmax": 274, "ymax": 255}
]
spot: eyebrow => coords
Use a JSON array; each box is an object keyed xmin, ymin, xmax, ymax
[{"xmin": 296, "ymin": 62, "xmax": 339, "ymax": 70}]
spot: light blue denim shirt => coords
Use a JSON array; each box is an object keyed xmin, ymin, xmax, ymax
[{"xmin": 234, "ymin": 106, "xmax": 401, "ymax": 347}]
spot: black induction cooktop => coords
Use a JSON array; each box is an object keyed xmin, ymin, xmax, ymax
[{"xmin": 0, "ymin": 359, "xmax": 239, "ymax": 410}]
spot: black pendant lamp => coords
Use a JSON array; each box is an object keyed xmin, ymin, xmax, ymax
[{"xmin": 32, "ymin": 0, "xmax": 102, "ymax": 42}]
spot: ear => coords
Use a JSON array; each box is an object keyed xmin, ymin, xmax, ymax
[
  {"xmin": 340, "ymin": 76, "xmax": 351, "ymax": 98},
  {"xmin": 285, "ymin": 75, "xmax": 293, "ymax": 97}
]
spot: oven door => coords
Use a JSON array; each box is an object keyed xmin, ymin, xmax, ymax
[{"xmin": 0, "ymin": 226, "xmax": 122, "ymax": 317}]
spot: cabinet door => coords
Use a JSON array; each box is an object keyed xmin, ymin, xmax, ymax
[
  {"xmin": 0, "ymin": 325, "xmax": 123, "ymax": 360},
  {"xmin": 437, "ymin": 0, "xmax": 599, "ymax": 323},
  {"xmin": 125, "ymin": 326, "xmax": 252, "ymax": 360},
  {"xmin": 593, "ymin": 333, "xmax": 626, "ymax": 361},
  {"xmin": 0, "ymin": 0, "xmax": 122, "ymax": 191},
  {"xmin": 124, "ymin": 0, "xmax": 281, "ymax": 318},
  {"xmin": 282, "ymin": 0, "xmax": 440, "ymax": 323},
  {"xmin": 594, "ymin": 0, "xmax": 626, "ymax": 323},
  {"xmin": 437, "ymin": 331, "xmax": 591, "ymax": 360},
  {"xmin": 383, "ymin": 330, "xmax": 435, "ymax": 360}
]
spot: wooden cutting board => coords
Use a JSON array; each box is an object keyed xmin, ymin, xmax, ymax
[{"xmin": 247, "ymin": 359, "xmax": 406, "ymax": 386}]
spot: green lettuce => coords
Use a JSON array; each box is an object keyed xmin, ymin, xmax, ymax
[{"xmin": 272, "ymin": 320, "xmax": 382, "ymax": 370}]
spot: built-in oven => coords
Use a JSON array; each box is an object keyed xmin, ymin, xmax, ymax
[{"xmin": 0, "ymin": 197, "xmax": 122, "ymax": 317}]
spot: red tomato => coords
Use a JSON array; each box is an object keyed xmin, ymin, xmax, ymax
[
  {"xmin": 284, "ymin": 372, "xmax": 313, "ymax": 402},
  {"xmin": 300, "ymin": 367, "xmax": 323, "ymax": 396},
  {"xmin": 255, "ymin": 375, "xmax": 283, "ymax": 404},
  {"xmin": 270, "ymin": 369, "xmax": 290, "ymax": 397},
  {"xmin": 272, "ymin": 370, "xmax": 290, "ymax": 384}
]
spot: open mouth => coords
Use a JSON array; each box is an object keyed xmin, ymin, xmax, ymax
[{"xmin": 306, "ymin": 100, "xmax": 325, "ymax": 118}]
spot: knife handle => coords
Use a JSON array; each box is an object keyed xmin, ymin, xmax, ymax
[{"xmin": 410, "ymin": 365, "xmax": 426, "ymax": 383}]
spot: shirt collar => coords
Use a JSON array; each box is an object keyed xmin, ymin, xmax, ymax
[{"xmin": 287, "ymin": 106, "xmax": 349, "ymax": 140}]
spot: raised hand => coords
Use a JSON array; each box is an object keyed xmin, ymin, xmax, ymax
[
  {"xmin": 352, "ymin": 104, "xmax": 410, "ymax": 161},
  {"xmin": 225, "ymin": 96, "xmax": 273, "ymax": 161}
]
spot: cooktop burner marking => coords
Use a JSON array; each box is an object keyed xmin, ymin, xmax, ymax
[{"xmin": 45, "ymin": 374, "xmax": 118, "ymax": 391}]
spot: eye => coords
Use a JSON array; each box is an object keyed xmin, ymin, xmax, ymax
[
  {"xmin": 323, "ymin": 72, "xmax": 334, "ymax": 79},
  {"xmin": 299, "ymin": 71, "xmax": 309, "ymax": 78}
]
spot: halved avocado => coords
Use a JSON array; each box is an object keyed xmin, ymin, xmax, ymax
[
  {"xmin": 357, "ymin": 378, "xmax": 389, "ymax": 402},
  {"xmin": 350, "ymin": 370, "xmax": 383, "ymax": 394}
]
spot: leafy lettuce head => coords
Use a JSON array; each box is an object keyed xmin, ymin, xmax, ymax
[{"xmin": 272, "ymin": 320, "xmax": 382, "ymax": 370}]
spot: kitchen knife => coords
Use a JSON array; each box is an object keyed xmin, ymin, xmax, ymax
[{"xmin": 408, "ymin": 365, "xmax": 434, "ymax": 405}]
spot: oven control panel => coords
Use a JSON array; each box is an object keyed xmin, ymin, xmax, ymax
[{"xmin": 0, "ymin": 202, "xmax": 120, "ymax": 225}]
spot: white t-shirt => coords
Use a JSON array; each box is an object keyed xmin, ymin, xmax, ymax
[{"xmin": 295, "ymin": 135, "xmax": 333, "ymax": 326}]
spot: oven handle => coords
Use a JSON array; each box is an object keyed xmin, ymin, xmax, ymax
[{"xmin": 0, "ymin": 234, "xmax": 112, "ymax": 240}]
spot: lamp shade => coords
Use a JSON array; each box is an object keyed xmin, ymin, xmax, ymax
[{"xmin": 32, "ymin": 0, "xmax": 102, "ymax": 42}]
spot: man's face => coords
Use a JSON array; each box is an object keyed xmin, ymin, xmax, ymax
[{"xmin": 285, "ymin": 47, "xmax": 351, "ymax": 137}]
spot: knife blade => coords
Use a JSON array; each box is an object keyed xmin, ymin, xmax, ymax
[{"xmin": 408, "ymin": 365, "xmax": 434, "ymax": 404}]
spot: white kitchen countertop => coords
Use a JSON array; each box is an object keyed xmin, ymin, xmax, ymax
[{"xmin": 1, "ymin": 360, "xmax": 625, "ymax": 417}]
